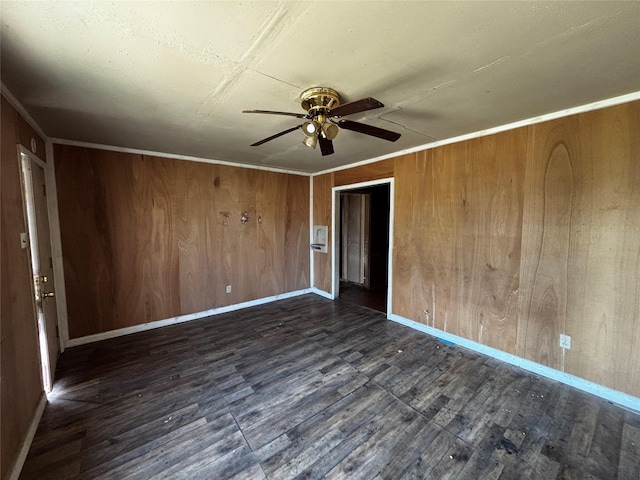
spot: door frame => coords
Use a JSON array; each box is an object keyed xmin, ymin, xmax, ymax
[
  {"xmin": 340, "ymin": 192, "xmax": 371, "ymax": 287},
  {"xmin": 331, "ymin": 178, "xmax": 394, "ymax": 315},
  {"xmin": 17, "ymin": 144, "xmax": 63, "ymax": 392}
]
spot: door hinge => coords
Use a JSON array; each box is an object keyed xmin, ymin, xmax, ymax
[{"xmin": 42, "ymin": 183, "xmax": 47, "ymax": 196}]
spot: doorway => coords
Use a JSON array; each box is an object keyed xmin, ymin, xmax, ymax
[
  {"xmin": 19, "ymin": 146, "xmax": 59, "ymax": 392},
  {"xmin": 335, "ymin": 181, "xmax": 391, "ymax": 313}
]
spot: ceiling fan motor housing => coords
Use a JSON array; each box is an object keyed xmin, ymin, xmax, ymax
[
  {"xmin": 300, "ymin": 87, "xmax": 341, "ymax": 115},
  {"xmin": 301, "ymin": 87, "xmax": 341, "ymax": 141}
]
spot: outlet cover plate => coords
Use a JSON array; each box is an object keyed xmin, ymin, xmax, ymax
[{"xmin": 559, "ymin": 334, "xmax": 571, "ymax": 349}]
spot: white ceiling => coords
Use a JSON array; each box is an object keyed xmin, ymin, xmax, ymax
[{"xmin": 2, "ymin": 1, "xmax": 639, "ymax": 173}]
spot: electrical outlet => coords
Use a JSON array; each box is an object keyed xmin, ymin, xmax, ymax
[
  {"xmin": 559, "ymin": 334, "xmax": 571, "ymax": 350},
  {"xmin": 226, "ymin": 285, "xmax": 232, "ymax": 294}
]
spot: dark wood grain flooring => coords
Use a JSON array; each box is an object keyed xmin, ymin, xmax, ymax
[
  {"xmin": 20, "ymin": 295, "xmax": 640, "ymax": 479},
  {"xmin": 339, "ymin": 281, "xmax": 387, "ymax": 313}
]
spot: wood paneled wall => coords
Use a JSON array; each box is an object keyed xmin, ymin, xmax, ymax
[
  {"xmin": 54, "ymin": 145, "xmax": 310, "ymax": 339},
  {"xmin": 312, "ymin": 172, "xmax": 333, "ymax": 293},
  {"xmin": 395, "ymin": 130, "xmax": 527, "ymax": 354},
  {"xmin": 1, "ymin": 96, "xmax": 45, "ymax": 480},
  {"xmin": 313, "ymin": 101, "xmax": 640, "ymax": 398},
  {"xmin": 333, "ymin": 158, "xmax": 394, "ymax": 187},
  {"xmin": 518, "ymin": 103, "xmax": 640, "ymax": 395}
]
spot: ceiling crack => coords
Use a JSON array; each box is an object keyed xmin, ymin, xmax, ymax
[
  {"xmin": 378, "ymin": 111, "xmax": 437, "ymax": 139},
  {"xmin": 248, "ymin": 69, "xmax": 302, "ymax": 89}
]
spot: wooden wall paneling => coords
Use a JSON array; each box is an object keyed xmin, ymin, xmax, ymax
[
  {"xmin": 564, "ymin": 102, "xmax": 640, "ymax": 396},
  {"xmin": 393, "ymin": 131, "xmax": 525, "ymax": 355},
  {"xmin": 283, "ymin": 174, "xmax": 310, "ymax": 292},
  {"xmin": 469, "ymin": 131, "xmax": 525, "ymax": 354},
  {"xmin": 176, "ymin": 161, "xmax": 217, "ymax": 314},
  {"xmin": 596, "ymin": 103, "xmax": 640, "ymax": 396},
  {"xmin": 55, "ymin": 148, "xmax": 183, "ymax": 337},
  {"xmin": 255, "ymin": 171, "xmax": 309, "ymax": 297},
  {"xmin": 56, "ymin": 146, "xmax": 311, "ymax": 338},
  {"xmin": 1, "ymin": 96, "xmax": 45, "ymax": 479},
  {"xmin": 210, "ymin": 164, "xmax": 237, "ymax": 308},
  {"xmin": 120, "ymin": 155, "xmax": 181, "ymax": 325},
  {"xmin": 312, "ymin": 173, "xmax": 333, "ymax": 293},
  {"xmin": 581, "ymin": 102, "xmax": 640, "ymax": 397},
  {"xmin": 54, "ymin": 145, "xmax": 115, "ymax": 337},
  {"xmin": 518, "ymin": 120, "xmax": 578, "ymax": 371},
  {"xmin": 333, "ymin": 158, "xmax": 395, "ymax": 187},
  {"xmin": 255, "ymin": 170, "xmax": 282, "ymax": 299},
  {"xmin": 428, "ymin": 141, "xmax": 465, "ymax": 337},
  {"xmin": 392, "ymin": 152, "xmax": 433, "ymax": 323},
  {"xmin": 520, "ymin": 103, "xmax": 640, "ymax": 396},
  {"xmin": 229, "ymin": 166, "xmax": 260, "ymax": 305}
]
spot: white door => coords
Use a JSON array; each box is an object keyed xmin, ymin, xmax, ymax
[
  {"xmin": 20, "ymin": 149, "xmax": 59, "ymax": 391},
  {"xmin": 341, "ymin": 193, "xmax": 371, "ymax": 286}
]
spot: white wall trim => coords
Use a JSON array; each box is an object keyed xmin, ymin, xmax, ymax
[
  {"xmin": 310, "ymin": 287, "xmax": 333, "ymax": 300},
  {"xmin": 44, "ymin": 140, "xmax": 70, "ymax": 352},
  {"xmin": 1, "ymin": 83, "xmax": 48, "ymax": 141},
  {"xmin": 386, "ymin": 181, "xmax": 395, "ymax": 315},
  {"xmin": 5, "ymin": 82, "xmax": 637, "ymax": 180},
  {"xmin": 309, "ymin": 176, "xmax": 315, "ymax": 289},
  {"xmin": 312, "ymin": 90, "xmax": 640, "ymax": 177},
  {"xmin": 331, "ymin": 178, "xmax": 394, "ymax": 301},
  {"xmin": 66, "ymin": 289, "xmax": 312, "ymax": 348},
  {"xmin": 387, "ymin": 312, "xmax": 640, "ymax": 413},
  {"xmin": 8, "ymin": 394, "xmax": 47, "ymax": 480},
  {"xmin": 50, "ymin": 138, "xmax": 311, "ymax": 177}
]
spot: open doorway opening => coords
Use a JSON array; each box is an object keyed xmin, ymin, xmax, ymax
[
  {"xmin": 337, "ymin": 182, "xmax": 390, "ymax": 313},
  {"xmin": 19, "ymin": 146, "xmax": 59, "ymax": 393}
]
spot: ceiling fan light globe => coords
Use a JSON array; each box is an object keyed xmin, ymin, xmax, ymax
[
  {"xmin": 302, "ymin": 121, "xmax": 320, "ymax": 136},
  {"xmin": 303, "ymin": 135, "xmax": 318, "ymax": 149},
  {"xmin": 322, "ymin": 122, "xmax": 339, "ymax": 140}
]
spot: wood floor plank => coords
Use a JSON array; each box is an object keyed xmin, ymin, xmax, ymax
[
  {"xmin": 263, "ymin": 385, "xmax": 396, "ymax": 479},
  {"xmin": 18, "ymin": 295, "xmax": 640, "ymax": 479},
  {"xmin": 619, "ymin": 422, "xmax": 640, "ymax": 480},
  {"xmin": 374, "ymin": 414, "xmax": 444, "ymax": 479}
]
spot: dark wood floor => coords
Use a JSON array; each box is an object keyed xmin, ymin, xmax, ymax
[
  {"xmin": 339, "ymin": 281, "xmax": 387, "ymax": 313},
  {"xmin": 20, "ymin": 295, "xmax": 640, "ymax": 479}
]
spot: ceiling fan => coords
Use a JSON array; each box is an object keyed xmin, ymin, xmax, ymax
[{"xmin": 243, "ymin": 87, "xmax": 401, "ymax": 156}]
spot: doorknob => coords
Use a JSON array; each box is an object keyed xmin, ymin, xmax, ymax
[{"xmin": 42, "ymin": 291, "xmax": 55, "ymax": 298}]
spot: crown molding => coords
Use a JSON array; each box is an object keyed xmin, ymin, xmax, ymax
[
  {"xmin": 313, "ymin": 90, "xmax": 640, "ymax": 176},
  {"xmin": 50, "ymin": 138, "xmax": 311, "ymax": 176},
  {"xmin": 1, "ymin": 83, "xmax": 48, "ymax": 140}
]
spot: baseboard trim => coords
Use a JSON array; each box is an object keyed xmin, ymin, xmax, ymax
[
  {"xmin": 64, "ymin": 290, "xmax": 640, "ymax": 411},
  {"xmin": 66, "ymin": 289, "xmax": 312, "ymax": 348},
  {"xmin": 310, "ymin": 287, "xmax": 333, "ymax": 300},
  {"xmin": 8, "ymin": 394, "xmax": 47, "ymax": 480},
  {"xmin": 387, "ymin": 312, "xmax": 640, "ymax": 413}
]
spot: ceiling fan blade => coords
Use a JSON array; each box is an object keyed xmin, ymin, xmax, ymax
[
  {"xmin": 338, "ymin": 119, "xmax": 401, "ymax": 142},
  {"xmin": 318, "ymin": 136, "xmax": 334, "ymax": 156},
  {"xmin": 250, "ymin": 125, "xmax": 302, "ymax": 146},
  {"xmin": 328, "ymin": 97, "xmax": 384, "ymax": 118},
  {"xmin": 243, "ymin": 109, "xmax": 308, "ymax": 119}
]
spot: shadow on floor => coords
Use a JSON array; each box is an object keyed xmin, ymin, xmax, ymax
[{"xmin": 338, "ymin": 281, "xmax": 387, "ymax": 313}]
